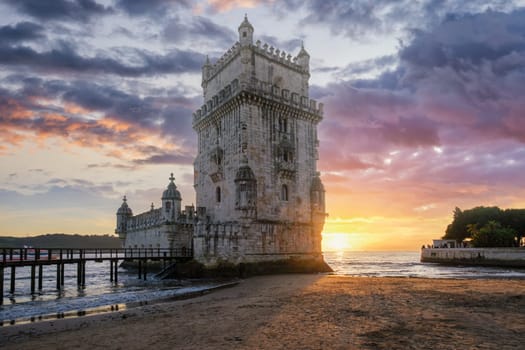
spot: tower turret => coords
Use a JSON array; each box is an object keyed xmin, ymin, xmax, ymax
[
  {"xmin": 238, "ymin": 14, "xmax": 254, "ymax": 46},
  {"xmin": 202, "ymin": 55, "xmax": 211, "ymax": 89},
  {"xmin": 115, "ymin": 195, "xmax": 133, "ymax": 245},
  {"xmin": 297, "ymin": 41, "xmax": 310, "ymax": 69},
  {"xmin": 310, "ymin": 173, "xmax": 326, "ymax": 230},
  {"xmin": 162, "ymin": 173, "xmax": 182, "ymax": 222}
]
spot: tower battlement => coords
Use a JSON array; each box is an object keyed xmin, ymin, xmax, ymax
[{"xmin": 193, "ymin": 77, "xmax": 323, "ymax": 127}]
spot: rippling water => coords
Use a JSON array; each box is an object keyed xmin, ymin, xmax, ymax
[
  {"xmin": 2, "ymin": 251, "xmax": 525, "ymax": 324},
  {"xmin": 323, "ymin": 250, "xmax": 525, "ymax": 279},
  {"xmin": 0, "ymin": 261, "xmax": 226, "ymax": 324}
]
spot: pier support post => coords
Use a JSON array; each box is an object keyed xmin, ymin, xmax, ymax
[
  {"xmin": 138, "ymin": 260, "xmax": 142, "ymax": 279},
  {"xmin": 30, "ymin": 265, "xmax": 36, "ymax": 293},
  {"xmin": 114, "ymin": 260, "xmax": 118, "ymax": 283},
  {"xmin": 56, "ymin": 264, "xmax": 61, "ymax": 289},
  {"xmin": 110, "ymin": 260, "xmax": 114, "ymax": 282},
  {"xmin": 77, "ymin": 262, "xmax": 81, "ymax": 286},
  {"xmin": 38, "ymin": 265, "xmax": 43, "ymax": 290},
  {"xmin": 60, "ymin": 263, "xmax": 65, "ymax": 286},
  {"xmin": 81, "ymin": 261, "xmax": 86, "ymax": 287},
  {"xmin": 143, "ymin": 260, "xmax": 147, "ymax": 281},
  {"xmin": 0, "ymin": 267, "xmax": 3, "ymax": 305},
  {"xmin": 10, "ymin": 266, "xmax": 15, "ymax": 293}
]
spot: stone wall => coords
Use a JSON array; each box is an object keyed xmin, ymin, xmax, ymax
[
  {"xmin": 421, "ymin": 248, "xmax": 525, "ymax": 267},
  {"xmin": 193, "ymin": 221, "xmax": 321, "ymax": 266}
]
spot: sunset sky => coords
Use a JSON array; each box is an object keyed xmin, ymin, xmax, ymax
[{"xmin": 1, "ymin": 0, "xmax": 525, "ymax": 251}]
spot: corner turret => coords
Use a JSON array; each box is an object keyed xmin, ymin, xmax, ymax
[
  {"xmin": 297, "ymin": 41, "xmax": 310, "ymax": 70},
  {"xmin": 115, "ymin": 195, "xmax": 133, "ymax": 245},
  {"xmin": 238, "ymin": 14, "xmax": 254, "ymax": 46},
  {"xmin": 310, "ymin": 173, "xmax": 326, "ymax": 230},
  {"xmin": 162, "ymin": 173, "xmax": 182, "ymax": 222},
  {"xmin": 202, "ymin": 55, "xmax": 211, "ymax": 89}
]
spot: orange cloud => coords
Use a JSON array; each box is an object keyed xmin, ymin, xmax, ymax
[{"xmin": 205, "ymin": 0, "xmax": 273, "ymax": 12}]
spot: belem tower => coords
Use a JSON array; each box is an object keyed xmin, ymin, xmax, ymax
[{"xmin": 115, "ymin": 16, "xmax": 327, "ymax": 269}]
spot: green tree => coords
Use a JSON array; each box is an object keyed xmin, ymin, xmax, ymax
[
  {"xmin": 444, "ymin": 206, "xmax": 503, "ymax": 242},
  {"xmin": 501, "ymin": 209, "xmax": 525, "ymax": 247},
  {"xmin": 469, "ymin": 221, "xmax": 517, "ymax": 247}
]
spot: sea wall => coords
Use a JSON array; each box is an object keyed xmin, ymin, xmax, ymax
[{"xmin": 421, "ymin": 248, "xmax": 525, "ymax": 267}]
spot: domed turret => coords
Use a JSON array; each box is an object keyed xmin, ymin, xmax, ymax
[
  {"xmin": 162, "ymin": 173, "xmax": 182, "ymax": 221},
  {"xmin": 238, "ymin": 14, "xmax": 253, "ymax": 46},
  {"xmin": 115, "ymin": 195, "xmax": 133, "ymax": 244},
  {"xmin": 297, "ymin": 41, "xmax": 310, "ymax": 70},
  {"xmin": 310, "ymin": 173, "xmax": 326, "ymax": 226}
]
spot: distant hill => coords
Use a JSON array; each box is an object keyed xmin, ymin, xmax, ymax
[{"xmin": 0, "ymin": 234, "xmax": 121, "ymax": 248}]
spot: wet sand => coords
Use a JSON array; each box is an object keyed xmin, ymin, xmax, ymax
[{"xmin": 1, "ymin": 275, "xmax": 524, "ymax": 349}]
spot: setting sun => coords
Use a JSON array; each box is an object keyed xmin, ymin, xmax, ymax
[{"xmin": 322, "ymin": 232, "xmax": 355, "ymax": 252}]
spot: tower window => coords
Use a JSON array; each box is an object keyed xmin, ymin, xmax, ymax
[
  {"xmin": 243, "ymin": 31, "xmax": 247, "ymax": 37},
  {"xmin": 165, "ymin": 201, "xmax": 171, "ymax": 212},
  {"xmin": 281, "ymin": 185, "xmax": 288, "ymax": 201},
  {"xmin": 216, "ymin": 187, "xmax": 221, "ymax": 203}
]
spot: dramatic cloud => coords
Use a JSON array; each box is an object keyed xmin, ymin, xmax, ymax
[
  {"xmin": 204, "ymin": 0, "xmax": 273, "ymax": 13},
  {"xmin": 0, "ymin": 22, "xmax": 45, "ymax": 43},
  {"xmin": 274, "ymin": 0, "xmax": 522, "ymax": 39},
  {"xmin": 116, "ymin": 0, "xmax": 190, "ymax": 16},
  {"xmin": 5, "ymin": 0, "xmax": 113, "ymax": 22},
  {"xmin": 162, "ymin": 16, "xmax": 236, "ymax": 46},
  {"xmin": 0, "ymin": 77, "xmax": 197, "ymax": 164},
  {"xmin": 0, "ymin": 43, "xmax": 204, "ymax": 77}
]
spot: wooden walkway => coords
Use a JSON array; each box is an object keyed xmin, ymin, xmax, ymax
[{"xmin": 0, "ymin": 247, "xmax": 192, "ymax": 305}]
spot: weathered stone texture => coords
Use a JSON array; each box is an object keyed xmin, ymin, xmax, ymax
[
  {"xmin": 115, "ymin": 16, "xmax": 327, "ymax": 269},
  {"xmin": 192, "ymin": 16, "xmax": 326, "ymax": 267}
]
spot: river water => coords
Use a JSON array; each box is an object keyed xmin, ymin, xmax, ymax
[{"xmin": 1, "ymin": 251, "xmax": 524, "ymax": 324}]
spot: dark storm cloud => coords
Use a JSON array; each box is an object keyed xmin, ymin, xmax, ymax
[
  {"xmin": 0, "ymin": 22, "xmax": 45, "ymax": 43},
  {"xmin": 341, "ymin": 55, "xmax": 397, "ymax": 78},
  {"xmin": 0, "ymin": 42, "xmax": 204, "ymax": 77},
  {"xmin": 274, "ymin": 0, "xmax": 521, "ymax": 39},
  {"xmin": 116, "ymin": 0, "xmax": 190, "ymax": 16},
  {"xmin": 5, "ymin": 0, "xmax": 113, "ymax": 22},
  {"xmin": 163, "ymin": 16, "xmax": 236, "ymax": 46},
  {"xmin": 316, "ymin": 7, "xmax": 525, "ymax": 176},
  {"xmin": 133, "ymin": 152, "xmax": 194, "ymax": 165}
]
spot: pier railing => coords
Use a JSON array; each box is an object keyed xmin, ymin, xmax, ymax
[{"xmin": 0, "ymin": 247, "xmax": 193, "ymax": 305}]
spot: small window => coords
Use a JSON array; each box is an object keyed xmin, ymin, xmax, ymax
[
  {"xmin": 165, "ymin": 201, "xmax": 171, "ymax": 212},
  {"xmin": 216, "ymin": 187, "xmax": 221, "ymax": 203},
  {"xmin": 281, "ymin": 185, "xmax": 288, "ymax": 201},
  {"xmin": 243, "ymin": 31, "xmax": 247, "ymax": 37}
]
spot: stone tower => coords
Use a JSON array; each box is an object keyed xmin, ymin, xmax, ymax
[{"xmin": 192, "ymin": 16, "xmax": 326, "ymax": 267}]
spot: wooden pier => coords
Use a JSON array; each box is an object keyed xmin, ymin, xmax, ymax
[{"xmin": 0, "ymin": 247, "xmax": 192, "ymax": 305}]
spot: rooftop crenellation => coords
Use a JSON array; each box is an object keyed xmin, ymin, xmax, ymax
[
  {"xmin": 203, "ymin": 36, "xmax": 309, "ymax": 83},
  {"xmin": 193, "ymin": 77, "xmax": 323, "ymax": 127}
]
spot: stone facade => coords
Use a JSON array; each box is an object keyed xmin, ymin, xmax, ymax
[
  {"xmin": 115, "ymin": 174, "xmax": 193, "ymax": 252},
  {"xmin": 192, "ymin": 16, "xmax": 326, "ymax": 266},
  {"xmin": 115, "ymin": 16, "xmax": 327, "ymax": 268}
]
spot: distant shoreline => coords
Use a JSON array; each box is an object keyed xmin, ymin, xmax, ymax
[{"xmin": 421, "ymin": 247, "xmax": 525, "ymax": 268}]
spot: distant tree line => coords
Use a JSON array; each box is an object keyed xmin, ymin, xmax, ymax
[
  {"xmin": 443, "ymin": 207, "xmax": 525, "ymax": 247},
  {"xmin": 0, "ymin": 234, "xmax": 121, "ymax": 248}
]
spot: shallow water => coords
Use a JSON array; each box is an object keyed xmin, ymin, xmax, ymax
[
  {"xmin": 2, "ymin": 251, "xmax": 524, "ymax": 324},
  {"xmin": 0, "ymin": 260, "xmax": 226, "ymax": 323},
  {"xmin": 324, "ymin": 250, "xmax": 525, "ymax": 279}
]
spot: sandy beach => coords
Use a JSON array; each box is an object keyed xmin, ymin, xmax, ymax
[{"xmin": 1, "ymin": 274, "xmax": 524, "ymax": 349}]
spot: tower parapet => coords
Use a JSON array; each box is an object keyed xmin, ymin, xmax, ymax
[
  {"xmin": 193, "ymin": 77, "xmax": 323, "ymax": 128},
  {"xmin": 193, "ymin": 16, "xmax": 327, "ymax": 267}
]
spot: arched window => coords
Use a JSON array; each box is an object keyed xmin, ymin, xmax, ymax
[
  {"xmin": 281, "ymin": 184, "xmax": 288, "ymax": 201},
  {"xmin": 216, "ymin": 187, "xmax": 221, "ymax": 203}
]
